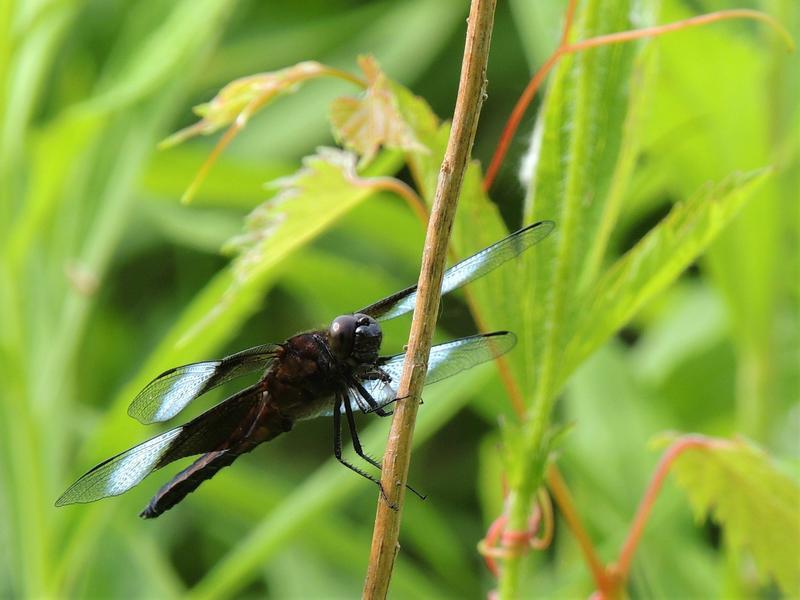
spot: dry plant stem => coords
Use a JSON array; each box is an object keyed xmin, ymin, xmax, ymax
[
  {"xmin": 362, "ymin": 0, "xmax": 497, "ymax": 597},
  {"xmin": 483, "ymin": 8, "xmax": 794, "ymax": 191}
]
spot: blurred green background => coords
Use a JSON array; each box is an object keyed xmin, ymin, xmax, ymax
[{"xmin": 1, "ymin": 0, "xmax": 797, "ymax": 598}]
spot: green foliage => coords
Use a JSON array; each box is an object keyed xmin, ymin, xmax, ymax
[
  {"xmin": 656, "ymin": 434, "xmax": 800, "ymax": 596},
  {"xmin": 160, "ymin": 62, "xmax": 333, "ymax": 149},
  {"xmin": 330, "ymin": 56, "xmax": 427, "ymax": 165},
  {"xmin": 223, "ymin": 147, "xmax": 401, "ymax": 287},
  {"xmin": 493, "ymin": 2, "xmax": 796, "ymax": 596},
  {"xmin": 565, "ymin": 169, "xmax": 770, "ymax": 375},
  {"xmin": 0, "ymin": 0, "xmax": 797, "ymax": 598}
]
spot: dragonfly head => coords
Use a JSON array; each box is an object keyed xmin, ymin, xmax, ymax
[{"xmin": 329, "ymin": 313, "xmax": 382, "ymax": 365}]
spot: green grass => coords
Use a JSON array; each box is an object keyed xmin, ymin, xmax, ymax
[{"xmin": 0, "ymin": 0, "xmax": 797, "ymax": 597}]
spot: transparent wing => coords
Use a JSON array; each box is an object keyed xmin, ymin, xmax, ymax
[
  {"xmin": 127, "ymin": 344, "xmax": 278, "ymax": 424},
  {"xmin": 57, "ymin": 385, "xmax": 263, "ymax": 506},
  {"xmin": 349, "ymin": 331, "xmax": 517, "ymax": 411},
  {"xmin": 358, "ymin": 221, "xmax": 554, "ymax": 321}
]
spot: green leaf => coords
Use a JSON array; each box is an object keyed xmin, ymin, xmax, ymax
[
  {"xmin": 160, "ymin": 61, "xmax": 338, "ymax": 148},
  {"xmin": 201, "ymin": 0, "xmax": 467, "ymax": 163},
  {"xmin": 382, "ymin": 61, "xmax": 522, "ymax": 371},
  {"xmin": 638, "ymin": 0, "xmax": 797, "ymax": 441},
  {"xmin": 520, "ymin": 0, "xmax": 641, "ymax": 396},
  {"xmin": 496, "ymin": 8, "xmax": 646, "ymax": 593},
  {"xmin": 330, "ymin": 55, "xmax": 426, "ymax": 166},
  {"xmin": 657, "ymin": 434, "xmax": 800, "ymax": 595},
  {"xmin": 565, "ymin": 169, "xmax": 770, "ymax": 377},
  {"xmin": 224, "ymin": 147, "xmax": 396, "ymax": 286}
]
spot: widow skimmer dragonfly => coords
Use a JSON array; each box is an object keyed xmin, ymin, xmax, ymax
[{"xmin": 56, "ymin": 221, "xmax": 553, "ymax": 518}]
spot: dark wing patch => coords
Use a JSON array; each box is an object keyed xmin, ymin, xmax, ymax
[
  {"xmin": 127, "ymin": 344, "xmax": 278, "ymax": 424},
  {"xmin": 56, "ymin": 384, "xmax": 264, "ymax": 506},
  {"xmin": 358, "ymin": 221, "xmax": 554, "ymax": 321}
]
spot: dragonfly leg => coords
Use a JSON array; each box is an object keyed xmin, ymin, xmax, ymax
[
  {"xmin": 351, "ymin": 378, "xmax": 393, "ymax": 417},
  {"xmin": 362, "ymin": 368, "xmax": 392, "ymax": 383},
  {"xmin": 364, "ymin": 393, "xmax": 409, "ymax": 413},
  {"xmin": 349, "ymin": 390, "xmax": 372, "ymax": 414},
  {"xmin": 343, "ymin": 393, "xmax": 384, "ymax": 472},
  {"xmin": 332, "ymin": 395, "xmax": 397, "ymax": 509},
  {"xmin": 342, "ymin": 393, "xmax": 426, "ymax": 502}
]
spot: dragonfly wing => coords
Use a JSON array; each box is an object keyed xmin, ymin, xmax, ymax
[
  {"xmin": 346, "ymin": 331, "xmax": 518, "ymax": 413},
  {"xmin": 56, "ymin": 384, "xmax": 265, "ymax": 506},
  {"xmin": 358, "ymin": 221, "xmax": 554, "ymax": 321},
  {"xmin": 127, "ymin": 344, "xmax": 278, "ymax": 424},
  {"xmin": 382, "ymin": 331, "xmax": 517, "ymax": 386}
]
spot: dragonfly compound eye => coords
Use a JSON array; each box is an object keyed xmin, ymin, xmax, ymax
[
  {"xmin": 351, "ymin": 313, "xmax": 382, "ymax": 364},
  {"xmin": 329, "ymin": 315, "xmax": 357, "ymax": 360}
]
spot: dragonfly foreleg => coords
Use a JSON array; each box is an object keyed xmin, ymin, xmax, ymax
[
  {"xmin": 361, "ymin": 368, "xmax": 392, "ymax": 383},
  {"xmin": 332, "ymin": 394, "xmax": 396, "ymax": 509},
  {"xmin": 343, "ymin": 393, "xmax": 384, "ymax": 472},
  {"xmin": 350, "ymin": 378, "xmax": 393, "ymax": 417},
  {"xmin": 342, "ymin": 392, "xmax": 426, "ymax": 501}
]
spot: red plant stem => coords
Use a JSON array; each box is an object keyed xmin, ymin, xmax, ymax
[
  {"xmin": 352, "ymin": 176, "xmax": 429, "ymax": 227},
  {"xmin": 559, "ymin": 0, "xmax": 579, "ymax": 46},
  {"xmin": 546, "ymin": 465, "xmax": 613, "ymax": 594},
  {"xmin": 567, "ymin": 9, "xmax": 792, "ymax": 55},
  {"xmin": 549, "ymin": 437, "xmax": 725, "ymax": 595},
  {"xmin": 493, "ymin": 352, "xmax": 526, "ymax": 417},
  {"xmin": 483, "ymin": 8, "xmax": 793, "ymax": 191},
  {"xmin": 612, "ymin": 436, "xmax": 715, "ymax": 580},
  {"xmin": 482, "ymin": 0, "xmax": 578, "ymax": 191},
  {"xmin": 482, "ymin": 42, "xmax": 562, "ymax": 190},
  {"xmin": 480, "ymin": 514, "xmax": 509, "ymax": 577}
]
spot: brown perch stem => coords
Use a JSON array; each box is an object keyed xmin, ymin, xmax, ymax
[{"xmin": 362, "ymin": 0, "xmax": 497, "ymax": 597}]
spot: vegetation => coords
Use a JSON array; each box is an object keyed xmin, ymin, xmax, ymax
[{"xmin": 0, "ymin": 0, "xmax": 797, "ymax": 598}]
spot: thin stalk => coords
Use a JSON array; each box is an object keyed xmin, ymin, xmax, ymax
[
  {"xmin": 612, "ymin": 436, "xmax": 716, "ymax": 581},
  {"xmin": 546, "ymin": 465, "xmax": 612, "ymax": 594},
  {"xmin": 362, "ymin": 0, "xmax": 497, "ymax": 596},
  {"xmin": 350, "ymin": 176, "xmax": 429, "ymax": 227},
  {"xmin": 463, "ymin": 290, "xmax": 527, "ymax": 417},
  {"xmin": 482, "ymin": 0, "xmax": 577, "ymax": 191}
]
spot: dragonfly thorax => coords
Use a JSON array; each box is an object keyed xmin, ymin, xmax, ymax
[{"xmin": 328, "ymin": 313, "xmax": 382, "ymax": 366}]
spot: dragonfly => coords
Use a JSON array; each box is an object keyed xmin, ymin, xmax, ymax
[{"xmin": 56, "ymin": 221, "xmax": 553, "ymax": 518}]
